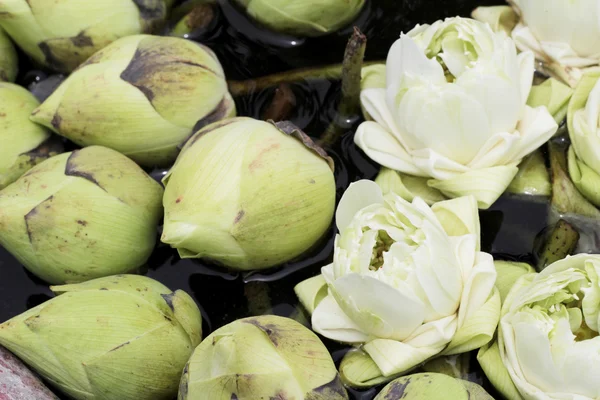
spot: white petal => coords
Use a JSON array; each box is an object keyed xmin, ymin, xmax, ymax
[
  {"xmin": 330, "ymin": 274, "xmax": 425, "ymax": 341},
  {"xmin": 457, "ymin": 67, "xmax": 522, "ymax": 134},
  {"xmin": 362, "ymin": 338, "xmax": 445, "ymax": 377},
  {"xmin": 409, "ymin": 148, "xmax": 470, "ymax": 181},
  {"xmin": 457, "ymin": 251, "xmax": 496, "ymax": 327},
  {"xmin": 517, "ymin": 50, "xmax": 535, "ymax": 106},
  {"xmin": 508, "ymin": 105, "xmax": 558, "ymax": 163},
  {"xmin": 354, "ymin": 121, "xmax": 425, "ymax": 176},
  {"xmin": 385, "ymin": 34, "xmax": 446, "ymax": 95},
  {"xmin": 360, "ymin": 88, "xmax": 404, "ymax": 142},
  {"xmin": 428, "ymin": 164, "xmax": 519, "ymax": 209},
  {"xmin": 467, "ymin": 130, "xmax": 520, "ymax": 169},
  {"xmin": 311, "ymin": 294, "xmax": 370, "ymax": 343},
  {"xmin": 396, "ymin": 86, "xmax": 492, "ymax": 165},
  {"xmin": 336, "ymin": 180, "xmax": 384, "ymax": 232}
]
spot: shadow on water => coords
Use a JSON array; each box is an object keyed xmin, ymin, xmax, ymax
[{"xmin": 0, "ymin": 0, "xmax": 558, "ymax": 399}]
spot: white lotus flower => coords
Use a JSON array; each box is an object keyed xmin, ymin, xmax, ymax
[
  {"xmin": 295, "ymin": 180, "xmax": 500, "ymax": 386},
  {"xmin": 509, "ymin": 0, "xmax": 600, "ymax": 87},
  {"xmin": 478, "ymin": 254, "xmax": 600, "ymax": 400},
  {"xmin": 355, "ymin": 17, "xmax": 557, "ymax": 209}
]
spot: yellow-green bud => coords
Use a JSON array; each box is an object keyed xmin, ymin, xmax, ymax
[
  {"xmin": 0, "ymin": 0, "xmax": 174, "ymax": 72},
  {"xmin": 0, "ymin": 146, "xmax": 163, "ymax": 284},
  {"xmin": 30, "ymin": 34, "xmax": 235, "ymax": 167},
  {"xmin": 0, "ymin": 274, "xmax": 202, "ymax": 400},
  {"xmin": 234, "ymin": 0, "xmax": 365, "ymax": 37},
  {"xmin": 179, "ymin": 315, "xmax": 347, "ymax": 400},
  {"xmin": 0, "ymin": 83, "xmax": 63, "ymax": 190},
  {"xmin": 161, "ymin": 118, "xmax": 336, "ymax": 271},
  {"xmin": 0, "ymin": 28, "xmax": 17, "ymax": 82},
  {"xmin": 374, "ymin": 373, "xmax": 493, "ymax": 400}
]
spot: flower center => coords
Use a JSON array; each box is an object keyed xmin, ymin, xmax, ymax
[{"xmin": 370, "ymin": 230, "xmax": 394, "ymax": 270}]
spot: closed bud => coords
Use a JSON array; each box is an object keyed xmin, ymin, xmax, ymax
[
  {"xmin": 0, "ymin": 0, "xmax": 174, "ymax": 72},
  {"xmin": 0, "ymin": 146, "xmax": 163, "ymax": 284},
  {"xmin": 0, "ymin": 83, "xmax": 62, "ymax": 189},
  {"xmin": 179, "ymin": 315, "xmax": 347, "ymax": 400},
  {"xmin": 31, "ymin": 34, "xmax": 235, "ymax": 167},
  {"xmin": 161, "ymin": 118, "xmax": 336, "ymax": 271},
  {"xmin": 0, "ymin": 28, "xmax": 17, "ymax": 82},
  {"xmin": 234, "ymin": 0, "xmax": 365, "ymax": 37},
  {"xmin": 0, "ymin": 274, "xmax": 202, "ymax": 400}
]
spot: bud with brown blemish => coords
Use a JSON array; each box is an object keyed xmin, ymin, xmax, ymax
[
  {"xmin": 373, "ymin": 373, "xmax": 494, "ymax": 400},
  {"xmin": 0, "ymin": 274, "xmax": 202, "ymax": 400},
  {"xmin": 0, "ymin": 82, "xmax": 63, "ymax": 190},
  {"xmin": 0, "ymin": 146, "xmax": 163, "ymax": 284},
  {"xmin": 30, "ymin": 34, "xmax": 235, "ymax": 167},
  {"xmin": 161, "ymin": 117, "xmax": 336, "ymax": 271},
  {"xmin": 0, "ymin": 0, "xmax": 175, "ymax": 73},
  {"xmin": 0, "ymin": 28, "xmax": 17, "ymax": 82},
  {"xmin": 179, "ymin": 315, "xmax": 348, "ymax": 400}
]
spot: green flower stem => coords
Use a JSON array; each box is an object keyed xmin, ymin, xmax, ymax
[
  {"xmin": 319, "ymin": 27, "xmax": 367, "ymax": 147},
  {"xmin": 536, "ymin": 219, "xmax": 580, "ymax": 271},
  {"xmin": 227, "ymin": 61, "xmax": 382, "ymax": 98}
]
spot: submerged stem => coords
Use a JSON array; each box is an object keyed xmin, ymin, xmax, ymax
[{"xmin": 227, "ymin": 62, "xmax": 380, "ymax": 98}]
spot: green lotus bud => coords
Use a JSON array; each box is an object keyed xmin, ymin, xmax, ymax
[
  {"xmin": 0, "ymin": 146, "xmax": 163, "ymax": 284},
  {"xmin": 0, "ymin": 274, "xmax": 202, "ymax": 400},
  {"xmin": 0, "ymin": 28, "xmax": 17, "ymax": 82},
  {"xmin": 373, "ymin": 373, "xmax": 493, "ymax": 400},
  {"xmin": 161, "ymin": 118, "xmax": 336, "ymax": 270},
  {"xmin": 0, "ymin": 0, "xmax": 174, "ymax": 72},
  {"xmin": 30, "ymin": 34, "xmax": 235, "ymax": 167},
  {"xmin": 0, "ymin": 83, "xmax": 63, "ymax": 190},
  {"xmin": 179, "ymin": 315, "xmax": 347, "ymax": 400},
  {"xmin": 234, "ymin": 0, "xmax": 365, "ymax": 37}
]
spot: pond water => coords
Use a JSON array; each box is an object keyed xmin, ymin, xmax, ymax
[{"xmin": 0, "ymin": 0, "xmax": 557, "ymax": 398}]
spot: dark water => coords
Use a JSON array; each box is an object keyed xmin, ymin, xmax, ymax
[{"xmin": 0, "ymin": 0, "xmax": 550, "ymax": 399}]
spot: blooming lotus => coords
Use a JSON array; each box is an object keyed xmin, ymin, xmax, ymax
[
  {"xmin": 295, "ymin": 180, "xmax": 500, "ymax": 387},
  {"xmin": 509, "ymin": 0, "xmax": 600, "ymax": 87},
  {"xmin": 355, "ymin": 17, "xmax": 557, "ymax": 209},
  {"xmin": 478, "ymin": 254, "xmax": 600, "ymax": 400}
]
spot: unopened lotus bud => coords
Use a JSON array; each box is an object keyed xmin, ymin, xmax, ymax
[
  {"xmin": 0, "ymin": 83, "xmax": 63, "ymax": 189},
  {"xmin": 234, "ymin": 0, "xmax": 365, "ymax": 37},
  {"xmin": 0, "ymin": 146, "xmax": 163, "ymax": 284},
  {"xmin": 0, "ymin": 28, "xmax": 17, "ymax": 82},
  {"xmin": 0, "ymin": 346, "xmax": 58, "ymax": 400},
  {"xmin": 161, "ymin": 118, "xmax": 336, "ymax": 270},
  {"xmin": 179, "ymin": 315, "xmax": 347, "ymax": 400},
  {"xmin": 374, "ymin": 373, "xmax": 493, "ymax": 400},
  {"xmin": 0, "ymin": 0, "xmax": 174, "ymax": 72},
  {"xmin": 0, "ymin": 275, "xmax": 202, "ymax": 400},
  {"xmin": 30, "ymin": 34, "xmax": 235, "ymax": 167}
]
